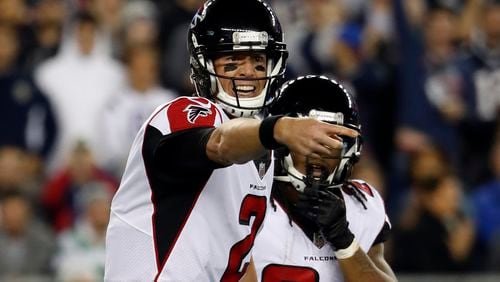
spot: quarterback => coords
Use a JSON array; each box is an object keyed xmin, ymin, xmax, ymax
[{"xmin": 104, "ymin": 1, "xmax": 358, "ymax": 281}]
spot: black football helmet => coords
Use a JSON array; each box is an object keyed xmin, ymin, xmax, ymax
[
  {"xmin": 188, "ymin": 0, "xmax": 288, "ymax": 117},
  {"xmin": 271, "ymin": 75, "xmax": 362, "ymax": 192}
]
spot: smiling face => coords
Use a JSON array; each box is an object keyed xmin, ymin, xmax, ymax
[{"xmin": 213, "ymin": 51, "xmax": 268, "ymax": 98}]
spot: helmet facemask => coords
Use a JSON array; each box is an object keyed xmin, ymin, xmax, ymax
[
  {"xmin": 270, "ymin": 75, "xmax": 362, "ymax": 193},
  {"xmin": 276, "ymin": 132, "xmax": 362, "ymax": 193}
]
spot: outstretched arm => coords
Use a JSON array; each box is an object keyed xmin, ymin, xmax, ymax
[
  {"xmin": 206, "ymin": 116, "xmax": 358, "ymax": 165},
  {"xmin": 338, "ymin": 243, "xmax": 397, "ymax": 282},
  {"xmin": 206, "ymin": 117, "xmax": 263, "ymax": 165}
]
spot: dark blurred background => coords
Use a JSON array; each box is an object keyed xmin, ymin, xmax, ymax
[{"xmin": 0, "ymin": 0, "xmax": 498, "ymax": 281}]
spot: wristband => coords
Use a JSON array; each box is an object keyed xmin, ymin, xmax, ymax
[
  {"xmin": 259, "ymin": 115, "xmax": 284, "ymax": 149},
  {"xmin": 334, "ymin": 239, "xmax": 359, "ymax": 260}
]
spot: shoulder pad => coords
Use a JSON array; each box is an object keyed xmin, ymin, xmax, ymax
[{"xmin": 150, "ymin": 96, "xmax": 224, "ymax": 135}]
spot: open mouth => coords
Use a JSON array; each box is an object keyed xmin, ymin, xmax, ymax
[
  {"xmin": 308, "ymin": 164, "xmax": 328, "ymax": 179},
  {"xmin": 235, "ymin": 85, "xmax": 257, "ymax": 96}
]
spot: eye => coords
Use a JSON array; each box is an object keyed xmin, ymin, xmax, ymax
[
  {"xmin": 255, "ymin": 65, "xmax": 266, "ymax": 72},
  {"xmin": 223, "ymin": 64, "xmax": 238, "ymax": 72}
]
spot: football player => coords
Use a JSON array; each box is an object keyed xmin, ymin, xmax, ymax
[
  {"xmin": 251, "ymin": 75, "xmax": 397, "ymax": 281},
  {"xmin": 104, "ymin": 1, "xmax": 358, "ymax": 281}
]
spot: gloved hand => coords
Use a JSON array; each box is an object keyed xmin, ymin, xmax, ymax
[{"xmin": 296, "ymin": 185, "xmax": 354, "ymax": 250}]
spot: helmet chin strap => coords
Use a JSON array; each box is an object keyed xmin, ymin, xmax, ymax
[
  {"xmin": 205, "ymin": 56, "xmax": 267, "ymax": 117},
  {"xmin": 214, "ymin": 77, "xmax": 268, "ymax": 118}
]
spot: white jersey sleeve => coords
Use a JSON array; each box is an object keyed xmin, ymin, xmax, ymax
[{"xmin": 343, "ymin": 179, "xmax": 390, "ymax": 251}]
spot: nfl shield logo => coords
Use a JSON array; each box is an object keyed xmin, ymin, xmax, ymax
[
  {"xmin": 258, "ymin": 162, "xmax": 266, "ymax": 179},
  {"xmin": 313, "ymin": 232, "xmax": 326, "ymax": 249}
]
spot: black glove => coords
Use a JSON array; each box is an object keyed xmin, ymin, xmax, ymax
[{"xmin": 296, "ymin": 186, "xmax": 354, "ymax": 250}]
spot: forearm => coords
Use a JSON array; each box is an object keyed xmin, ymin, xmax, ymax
[
  {"xmin": 206, "ymin": 115, "xmax": 359, "ymax": 165},
  {"xmin": 338, "ymin": 248, "xmax": 396, "ymax": 282},
  {"xmin": 206, "ymin": 118, "xmax": 265, "ymax": 165}
]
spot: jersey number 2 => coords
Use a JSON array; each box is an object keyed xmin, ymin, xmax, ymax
[
  {"xmin": 262, "ymin": 264, "xmax": 319, "ymax": 282},
  {"xmin": 221, "ymin": 194, "xmax": 266, "ymax": 282}
]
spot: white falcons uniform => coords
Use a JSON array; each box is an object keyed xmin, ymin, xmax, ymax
[
  {"xmin": 252, "ymin": 180, "xmax": 390, "ymax": 282},
  {"xmin": 105, "ymin": 96, "xmax": 274, "ymax": 281}
]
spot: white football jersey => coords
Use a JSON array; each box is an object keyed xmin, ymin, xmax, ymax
[
  {"xmin": 105, "ymin": 96, "xmax": 274, "ymax": 281},
  {"xmin": 252, "ymin": 180, "xmax": 389, "ymax": 282}
]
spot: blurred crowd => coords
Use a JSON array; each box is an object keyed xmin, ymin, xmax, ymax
[{"xmin": 0, "ymin": 0, "xmax": 499, "ymax": 280}]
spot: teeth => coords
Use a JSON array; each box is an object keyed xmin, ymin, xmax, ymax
[{"xmin": 236, "ymin": 85, "xmax": 255, "ymax": 92}]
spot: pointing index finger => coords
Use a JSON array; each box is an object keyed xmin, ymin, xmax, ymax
[{"xmin": 323, "ymin": 123, "xmax": 359, "ymax": 138}]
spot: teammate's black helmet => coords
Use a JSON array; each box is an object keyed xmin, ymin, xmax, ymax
[
  {"xmin": 188, "ymin": 0, "xmax": 288, "ymax": 117},
  {"xmin": 271, "ymin": 75, "xmax": 362, "ymax": 191}
]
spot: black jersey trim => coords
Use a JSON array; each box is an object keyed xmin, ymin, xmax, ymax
[
  {"xmin": 142, "ymin": 125, "xmax": 216, "ymax": 279},
  {"xmin": 372, "ymin": 221, "xmax": 391, "ymax": 246},
  {"xmin": 154, "ymin": 126, "xmax": 228, "ymax": 174}
]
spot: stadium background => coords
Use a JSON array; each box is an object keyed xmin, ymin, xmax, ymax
[{"xmin": 0, "ymin": 0, "xmax": 499, "ymax": 280}]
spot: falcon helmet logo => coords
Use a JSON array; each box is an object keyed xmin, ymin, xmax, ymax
[
  {"xmin": 190, "ymin": 1, "xmax": 213, "ymax": 28},
  {"xmin": 183, "ymin": 104, "xmax": 213, "ymax": 124}
]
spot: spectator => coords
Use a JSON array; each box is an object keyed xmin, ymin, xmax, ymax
[
  {"xmin": 456, "ymin": 0, "xmax": 500, "ymax": 187},
  {"xmin": 352, "ymin": 0, "xmax": 398, "ymax": 172},
  {"xmin": 0, "ymin": 0, "xmax": 32, "ymax": 66},
  {"xmin": 284, "ymin": 0, "xmax": 345, "ymax": 76},
  {"xmin": 100, "ymin": 43, "xmax": 178, "ymax": 177},
  {"xmin": 0, "ymin": 190, "xmax": 56, "ymax": 278},
  {"xmin": 0, "ymin": 0, "xmax": 28, "ymax": 27},
  {"xmin": 390, "ymin": 2, "xmax": 466, "ymax": 214},
  {"xmin": 393, "ymin": 146, "xmax": 476, "ymax": 273},
  {"xmin": 394, "ymin": 4, "xmax": 464, "ymax": 164},
  {"xmin": 23, "ymin": 0, "xmax": 66, "ymax": 72},
  {"xmin": 472, "ymin": 132, "xmax": 500, "ymax": 271},
  {"xmin": 0, "ymin": 24, "xmax": 58, "ymax": 185},
  {"xmin": 121, "ymin": 0, "xmax": 158, "ymax": 48},
  {"xmin": 86, "ymin": 0, "xmax": 125, "ymax": 57},
  {"xmin": 158, "ymin": 0, "xmax": 205, "ymax": 95},
  {"xmin": 53, "ymin": 181, "xmax": 112, "ymax": 281},
  {"xmin": 35, "ymin": 11, "xmax": 125, "ymax": 173},
  {"xmin": 41, "ymin": 142, "xmax": 117, "ymax": 233},
  {"xmin": 92, "ymin": 0, "xmax": 123, "ymax": 33},
  {"xmin": 0, "ymin": 147, "xmax": 43, "ymax": 207}
]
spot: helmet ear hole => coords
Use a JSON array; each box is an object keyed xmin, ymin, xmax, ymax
[{"xmin": 206, "ymin": 59, "xmax": 218, "ymax": 95}]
